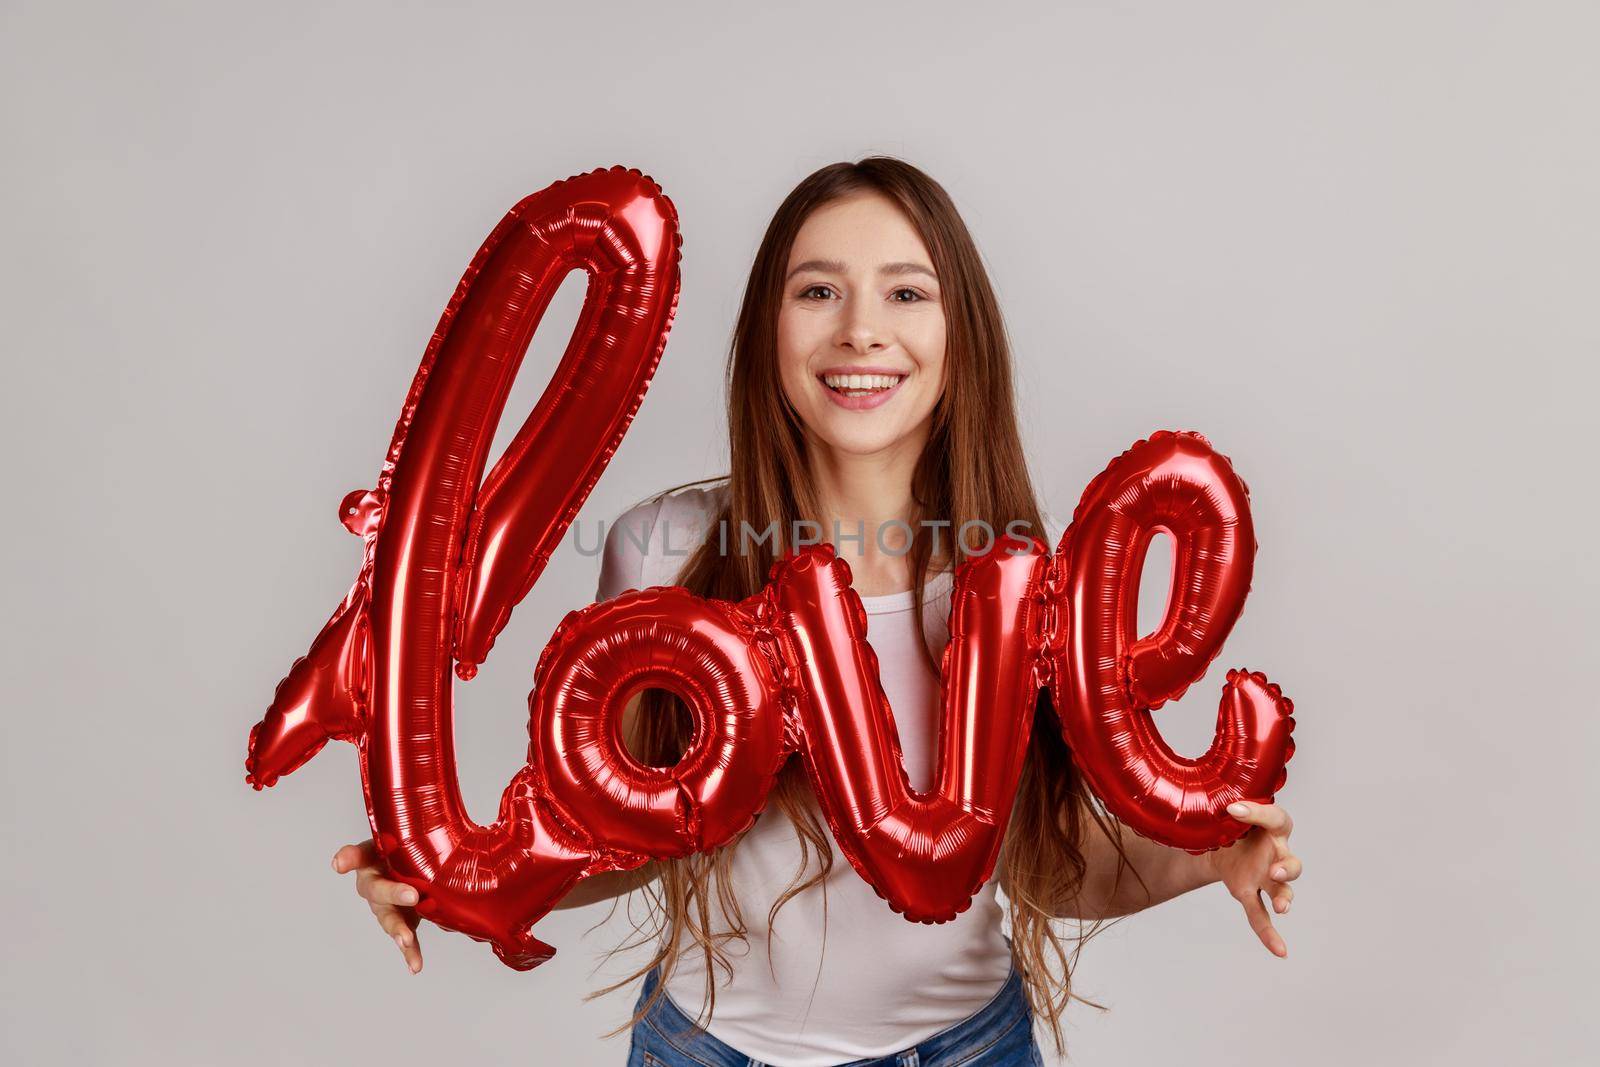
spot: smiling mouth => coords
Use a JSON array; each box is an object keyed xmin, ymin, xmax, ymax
[{"xmin": 819, "ymin": 372, "xmax": 906, "ymax": 398}]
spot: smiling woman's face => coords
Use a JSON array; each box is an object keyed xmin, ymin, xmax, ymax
[{"xmin": 777, "ymin": 191, "xmax": 947, "ymax": 458}]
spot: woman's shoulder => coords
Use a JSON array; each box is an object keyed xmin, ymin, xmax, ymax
[
  {"xmin": 595, "ymin": 481, "xmax": 728, "ymax": 599},
  {"xmin": 654, "ymin": 480, "xmax": 729, "ymax": 533}
]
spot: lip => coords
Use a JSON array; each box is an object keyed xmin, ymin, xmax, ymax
[
  {"xmin": 816, "ymin": 365, "xmax": 910, "ymax": 412},
  {"xmin": 818, "ymin": 364, "xmax": 909, "ymax": 377}
]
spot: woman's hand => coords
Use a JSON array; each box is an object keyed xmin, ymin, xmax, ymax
[
  {"xmin": 1208, "ymin": 801, "xmax": 1301, "ymax": 958},
  {"xmin": 332, "ymin": 840, "xmax": 423, "ymax": 974}
]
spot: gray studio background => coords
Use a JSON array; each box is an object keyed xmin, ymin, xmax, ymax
[{"xmin": 3, "ymin": 2, "xmax": 1595, "ymax": 1064}]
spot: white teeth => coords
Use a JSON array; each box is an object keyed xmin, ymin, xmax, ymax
[{"xmin": 822, "ymin": 373, "xmax": 903, "ymax": 392}]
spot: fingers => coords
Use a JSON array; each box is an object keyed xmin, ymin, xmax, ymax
[
  {"xmin": 355, "ymin": 867, "xmax": 420, "ymax": 908},
  {"xmin": 1227, "ymin": 801, "xmax": 1295, "ymax": 862},
  {"xmin": 332, "ymin": 840, "xmax": 379, "ymax": 874},
  {"xmin": 371, "ymin": 904, "xmax": 423, "ymax": 974},
  {"xmin": 1270, "ymin": 855, "xmax": 1303, "ymax": 883},
  {"xmin": 1226, "ymin": 801, "xmax": 1292, "ymax": 836},
  {"xmin": 332, "ymin": 839, "xmax": 424, "ymax": 974},
  {"xmin": 1221, "ymin": 806, "xmax": 1298, "ymax": 953},
  {"xmin": 1269, "ymin": 854, "xmax": 1298, "ymax": 912},
  {"xmin": 1234, "ymin": 885, "xmax": 1288, "ymax": 958},
  {"xmin": 334, "ymin": 841, "xmax": 422, "ymax": 907}
]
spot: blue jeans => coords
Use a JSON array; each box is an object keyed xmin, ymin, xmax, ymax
[{"xmin": 624, "ymin": 962, "xmax": 1045, "ymax": 1066}]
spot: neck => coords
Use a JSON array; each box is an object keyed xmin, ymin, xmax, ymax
[{"xmin": 803, "ymin": 429, "xmax": 943, "ymax": 594}]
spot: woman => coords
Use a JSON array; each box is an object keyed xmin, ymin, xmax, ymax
[{"xmin": 332, "ymin": 158, "xmax": 1302, "ymax": 1065}]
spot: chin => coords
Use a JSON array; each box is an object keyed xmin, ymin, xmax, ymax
[{"xmin": 811, "ymin": 418, "xmax": 912, "ymax": 457}]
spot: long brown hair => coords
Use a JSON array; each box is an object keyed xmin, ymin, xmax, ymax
[{"xmin": 589, "ymin": 157, "xmax": 1136, "ymax": 1057}]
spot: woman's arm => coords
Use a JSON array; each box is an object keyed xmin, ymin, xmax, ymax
[
  {"xmin": 1066, "ymin": 799, "xmax": 1218, "ymax": 920},
  {"xmin": 1054, "ymin": 796, "xmax": 1302, "ymax": 957}
]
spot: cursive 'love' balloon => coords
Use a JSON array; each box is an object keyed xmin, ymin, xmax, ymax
[{"xmin": 245, "ymin": 166, "xmax": 1296, "ymax": 969}]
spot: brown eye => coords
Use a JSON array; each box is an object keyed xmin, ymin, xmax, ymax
[
  {"xmin": 799, "ymin": 284, "xmax": 835, "ymax": 300},
  {"xmin": 890, "ymin": 287, "xmax": 924, "ymax": 303}
]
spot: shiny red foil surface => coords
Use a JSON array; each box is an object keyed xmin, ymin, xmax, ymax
[{"xmin": 246, "ymin": 170, "xmax": 1295, "ymax": 970}]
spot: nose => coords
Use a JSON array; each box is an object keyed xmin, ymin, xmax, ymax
[{"xmin": 833, "ymin": 296, "xmax": 887, "ymax": 354}]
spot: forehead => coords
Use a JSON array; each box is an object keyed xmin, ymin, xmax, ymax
[{"xmin": 788, "ymin": 192, "xmax": 931, "ymax": 269}]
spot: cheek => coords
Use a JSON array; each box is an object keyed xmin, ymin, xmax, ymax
[
  {"xmin": 908, "ymin": 316, "xmax": 948, "ymax": 391},
  {"xmin": 774, "ymin": 340, "xmax": 808, "ymax": 408},
  {"xmin": 777, "ymin": 311, "xmax": 821, "ymax": 393}
]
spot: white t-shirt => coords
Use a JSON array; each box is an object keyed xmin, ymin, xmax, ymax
[{"xmin": 594, "ymin": 482, "xmax": 1064, "ymax": 1066}]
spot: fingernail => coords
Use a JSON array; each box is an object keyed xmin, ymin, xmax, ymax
[
  {"xmin": 1272, "ymin": 867, "xmax": 1286, "ymax": 880},
  {"xmin": 401, "ymin": 889, "xmax": 418, "ymax": 905},
  {"xmin": 1227, "ymin": 803, "xmax": 1248, "ymax": 816}
]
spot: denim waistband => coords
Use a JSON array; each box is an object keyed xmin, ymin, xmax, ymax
[{"xmin": 629, "ymin": 961, "xmax": 1035, "ymax": 1067}]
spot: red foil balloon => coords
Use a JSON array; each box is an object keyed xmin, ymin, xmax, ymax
[
  {"xmin": 771, "ymin": 537, "xmax": 1047, "ymax": 922},
  {"xmin": 1047, "ymin": 432, "xmax": 1296, "ymax": 852},
  {"xmin": 247, "ymin": 167, "xmax": 686, "ymax": 967},
  {"xmin": 532, "ymin": 587, "xmax": 788, "ymax": 859},
  {"xmin": 246, "ymin": 167, "xmax": 1297, "ymax": 970}
]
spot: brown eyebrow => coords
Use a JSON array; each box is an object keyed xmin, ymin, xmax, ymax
[
  {"xmin": 785, "ymin": 259, "xmax": 938, "ymax": 281},
  {"xmin": 880, "ymin": 261, "xmax": 937, "ymax": 280},
  {"xmin": 786, "ymin": 258, "xmax": 847, "ymax": 280}
]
